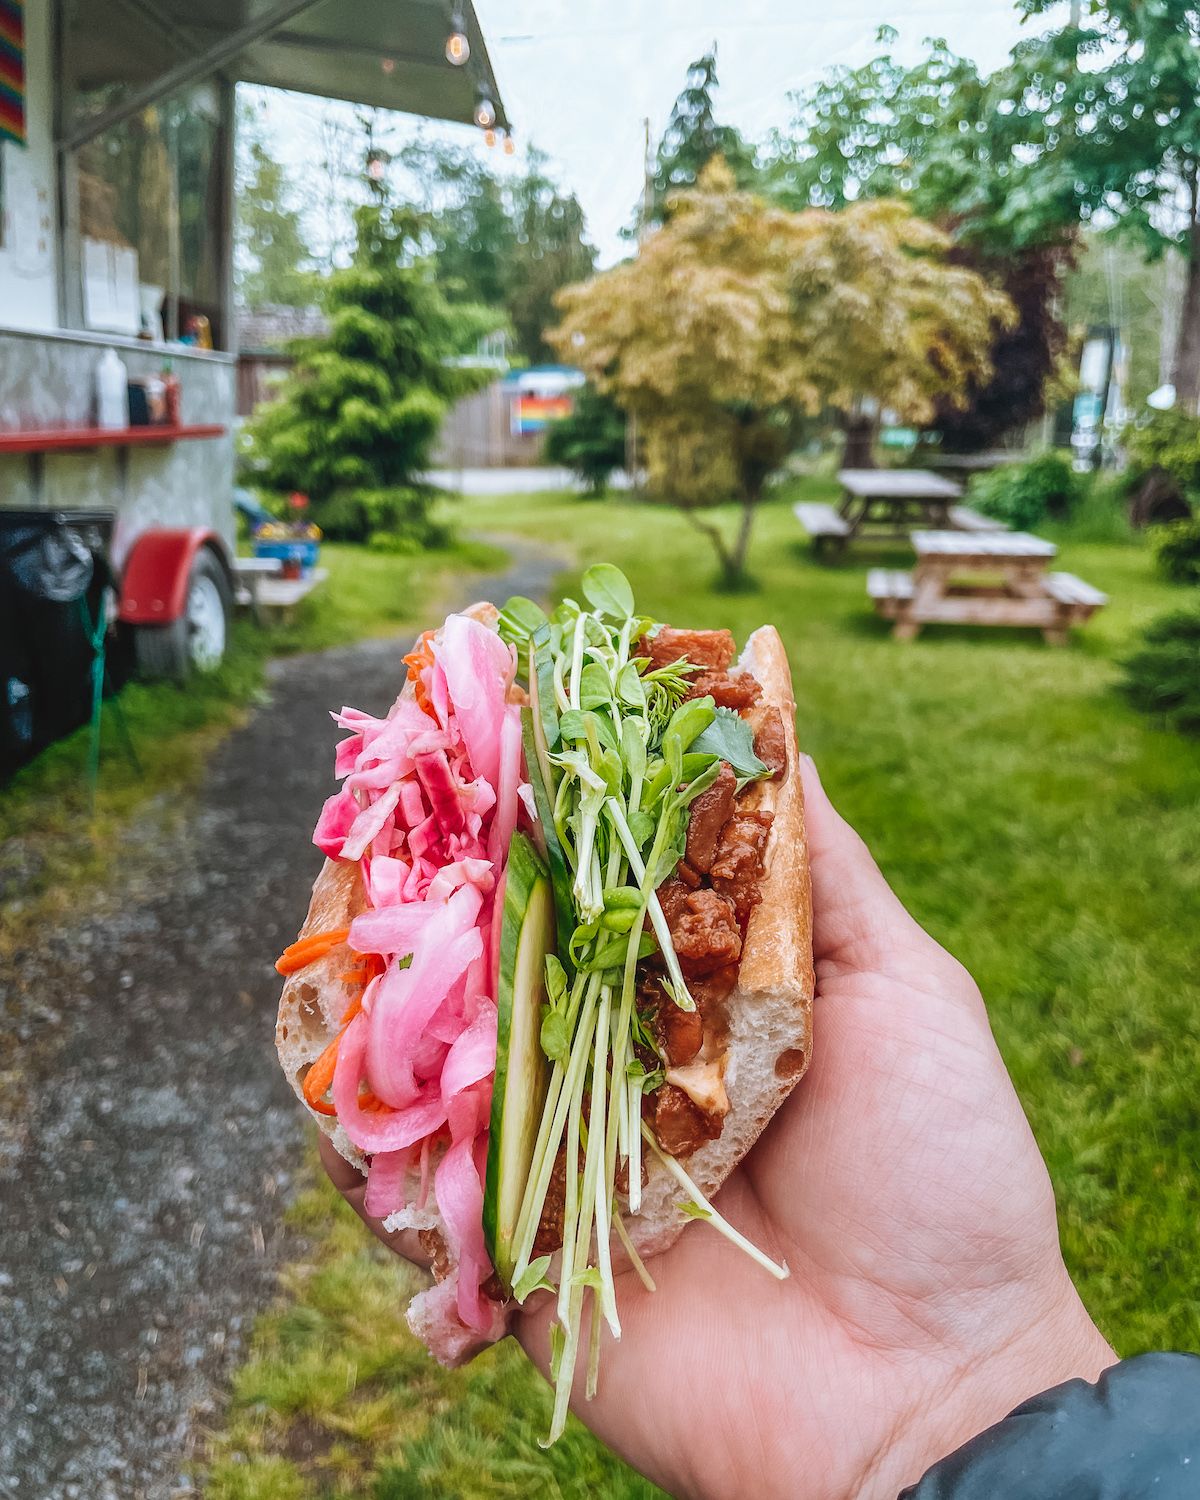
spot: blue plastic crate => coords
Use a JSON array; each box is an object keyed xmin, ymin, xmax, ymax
[{"xmin": 253, "ymin": 537, "xmax": 320, "ymax": 571}]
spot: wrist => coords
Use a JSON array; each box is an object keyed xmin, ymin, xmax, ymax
[{"xmin": 860, "ymin": 1288, "xmax": 1116, "ymax": 1500}]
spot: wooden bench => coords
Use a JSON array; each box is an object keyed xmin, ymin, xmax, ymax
[
  {"xmin": 867, "ymin": 535, "xmax": 1107, "ymax": 644},
  {"xmin": 867, "ymin": 568, "xmax": 915, "ymax": 620},
  {"xmin": 948, "ymin": 505, "xmax": 1006, "ymax": 533},
  {"xmin": 794, "ymin": 501, "xmax": 851, "ymax": 555},
  {"xmin": 1043, "ymin": 571, "xmax": 1109, "ymax": 621},
  {"xmin": 254, "ymin": 567, "xmax": 329, "ymax": 626},
  {"xmin": 233, "ymin": 555, "xmax": 283, "ymax": 625}
]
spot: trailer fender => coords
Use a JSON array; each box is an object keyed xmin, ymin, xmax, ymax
[{"xmin": 117, "ymin": 528, "xmax": 233, "ymax": 624}]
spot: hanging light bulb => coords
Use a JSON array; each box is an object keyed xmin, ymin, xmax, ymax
[
  {"xmin": 484, "ymin": 128, "xmax": 497, "ymax": 149},
  {"xmin": 380, "ymin": 56, "xmax": 396, "ymax": 74},
  {"xmin": 366, "ymin": 149, "xmax": 387, "ymax": 183},
  {"xmin": 503, "ymin": 132, "xmax": 516, "ymax": 156},
  {"xmin": 473, "ymin": 95, "xmax": 496, "ymax": 130},
  {"xmin": 445, "ymin": 4, "xmax": 470, "ymax": 65}
]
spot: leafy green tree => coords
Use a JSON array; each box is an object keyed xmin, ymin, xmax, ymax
[
  {"xmin": 766, "ymin": 32, "xmax": 1074, "ymax": 449},
  {"xmin": 638, "ymin": 47, "xmax": 758, "ymax": 232},
  {"xmin": 552, "ymin": 162, "xmax": 1010, "ymax": 585},
  {"xmin": 245, "ymin": 175, "xmax": 494, "ymax": 542},
  {"xmin": 235, "ymin": 107, "xmax": 318, "ymax": 309},
  {"xmin": 1001, "ymin": 0, "xmax": 1200, "ymax": 411},
  {"xmin": 543, "ymin": 386, "xmax": 627, "ymax": 495},
  {"xmin": 400, "ymin": 140, "xmax": 594, "ymax": 363}
]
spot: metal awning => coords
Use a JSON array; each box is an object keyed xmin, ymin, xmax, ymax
[{"xmin": 61, "ymin": 0, "xmax": 509, "ymax": 151}]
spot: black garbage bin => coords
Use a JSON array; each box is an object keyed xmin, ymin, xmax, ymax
[{"xmin": 0, "ymin": 509, "xmax": 116, "ymax": 778}]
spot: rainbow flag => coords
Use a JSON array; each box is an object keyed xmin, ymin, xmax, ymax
[
  {"xmin": 511, "ymin": 393, "xmax": 573, "ymax": 435},
  {"xmin": 0, "ymin": 0, "xmax": 24, "ymax": 147}
]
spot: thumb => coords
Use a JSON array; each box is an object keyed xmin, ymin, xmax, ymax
[{"xmin": 797, "ymin": 754, "xmax": 927, "ymax": 971}]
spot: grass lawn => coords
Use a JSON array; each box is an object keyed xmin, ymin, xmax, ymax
[
  {"xmin": 210, "ymin": 479, "xmax": 1200, "ymax": 1498},
  {"xmin": 0, "ymin": 537, "xmax": 503, "ymax": 951}
]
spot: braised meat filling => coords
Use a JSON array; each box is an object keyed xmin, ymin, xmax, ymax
[
  {"xmin": 534, "ymin": 625, "xmax": 788, "ymax": 1255},
  {"xmin": 640, "ymin": 627, "xmax": 788, "ymax": 1161}
]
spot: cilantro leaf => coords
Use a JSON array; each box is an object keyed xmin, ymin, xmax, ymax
[{"xmin": 690, "ymin": 706, "xmax": 771, "ymax": 788}]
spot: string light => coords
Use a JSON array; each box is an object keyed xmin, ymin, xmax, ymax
[
  {"xmin": 380, "ymin": 56, "xmax": 396, "ymax": 74},
  {"xmin": 503, "ymin": 132, "xmax": 516, "ymax": 156},
  {"xmin": 474, "ymin": 95, "xmax": 496, "ymax": 129},
  {"xmin": 484, "ymin": 128, "xmax": 497, "ymax": 148},
  {"xmin": 445, "ymin": 4, "xmax": 470, "ymax": 64}
]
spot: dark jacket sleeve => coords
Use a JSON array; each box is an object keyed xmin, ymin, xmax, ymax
[{"xmin": 900, "ymin": 1354, "xmax": 1200, "ymax": 1499}]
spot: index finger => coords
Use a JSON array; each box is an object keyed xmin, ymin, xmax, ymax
[{"xmin": 318, "ymin": 1132, "xmax": 435, "ymax": 1271}]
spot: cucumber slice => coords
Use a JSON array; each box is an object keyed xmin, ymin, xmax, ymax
[
  {"xmin": 483, "ymin": 831, "xmax": 556, "ymax": 1291},
  {"xmin": 520, "ymin": 707, "xmax": 575, "ymax": 959}
]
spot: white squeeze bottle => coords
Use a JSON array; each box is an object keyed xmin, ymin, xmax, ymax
[{"xmin": 96, "ymin": 348, "xmax": 129, "ymax": 430}]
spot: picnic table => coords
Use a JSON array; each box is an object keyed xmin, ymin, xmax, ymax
[
  {"xmin": 795, "ymin": 468, "xmax": 1004, "ymax": 555},
  {"xmin": 233, "ymin": 556, "xmax": 328, "ymax": 626},
  {"xmin": 867, "ymin": 531, "xmax": 1108, "ymax": 645}
]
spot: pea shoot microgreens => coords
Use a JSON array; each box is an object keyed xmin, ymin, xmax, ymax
[{"xmin": 497, "ymin": 565, "xmax": 783, "ymax": 1443}]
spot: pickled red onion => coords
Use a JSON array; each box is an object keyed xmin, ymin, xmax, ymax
[{"xmin": 313, "ymin": 611, "xmax": 530, "ymax": 1340}]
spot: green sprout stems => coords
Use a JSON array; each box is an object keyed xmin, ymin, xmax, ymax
[{"xmin": 495, "ymin": 566, "xmax": 782, "ymax": 1443}]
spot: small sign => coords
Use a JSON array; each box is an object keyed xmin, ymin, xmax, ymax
[{"xmin": 511, "ymin": 393, "xmax": 572, "ymax": 436}]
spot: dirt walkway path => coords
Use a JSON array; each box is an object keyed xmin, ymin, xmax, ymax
[{"xmin": 0, "ymin": 538, "xmax": 566, "ymax": 1500}]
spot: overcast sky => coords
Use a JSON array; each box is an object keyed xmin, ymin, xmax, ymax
[{"xmin": 257, "ymin": 0, "xmax": 1047, "ymax": 267}]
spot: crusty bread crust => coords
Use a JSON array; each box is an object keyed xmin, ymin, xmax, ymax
[
  {"xmin": 275, "ymin": 613, "xmax": 812, "ymax": 1359},
  {"xmin": 627, "ymin": 625, "xmax": 814, "ymax": 1258}
]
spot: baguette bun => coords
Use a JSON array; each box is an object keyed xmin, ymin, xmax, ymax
[
  {"xmin": 276, "ymin": 613, "xmax": 812, "ymax": 1364},
  {"xmin": 628, "ymin": 625, "xmax": 813, "ymax": 1260}
]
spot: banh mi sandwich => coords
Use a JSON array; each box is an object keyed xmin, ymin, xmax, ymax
[{"xmin": 275, "ymin": 565, "xmax": 813, "ymax": 1440}]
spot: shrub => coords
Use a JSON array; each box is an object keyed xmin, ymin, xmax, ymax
[
  {"xmin": 1119, "ymin": 611, "xmax": 1200, "ymax": 735},
  {"xmin": 1125, "ymin": 410, "xmax": 1200, "ymax": 496},
  {"xmin": 970, "ymin": 451, "xmax": 1080, "ymax": 531},
  {"xmin": 1151, "ymin": 518, "xmax": 1200, "ymax": 586},
  {"xmin": 543, "ymin": 386, "xmax": 627, "ymax": 495},
  {"xmin": 1059, "ymin": 473, "xmax": 1133, "ymax": 544},
  {"xmin": 316, "ymin": 487, "xmax": 449, "ymax": 546}
]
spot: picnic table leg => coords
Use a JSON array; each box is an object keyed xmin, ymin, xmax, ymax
[
  {"xmin": 893, "ymin": 615, "xmax": 921, "ymax": 641},
  {"xmin": 1042, "ymin": 620, "xmax": 1069, "ymax": 646}
]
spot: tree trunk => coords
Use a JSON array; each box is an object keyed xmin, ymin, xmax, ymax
[
  {"xmin": 681, "ymin": 492, "xmax": 758, "ymax": 590},
  {"xmin": 728, "ymin": 487, "xmax": 758, "ymax": 583},
  {"xmin": 841, "ymin": 411, "xmax": 878, "ymax": 469},
  {"xmin": 1170, "ymin": 183, "xmax": 1200, "ymax": 415},
  {"xmin": 1171, "ymin": 245, "xmax": 1200, "ymax": 415}
]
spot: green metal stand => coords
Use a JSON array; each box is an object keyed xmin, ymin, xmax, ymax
[{"xmin": 79, "ymin": 592, "xmax": 141, "ymax": 812}]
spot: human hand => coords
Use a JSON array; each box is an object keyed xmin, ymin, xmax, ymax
[{"xmin": 322, "ymin": 756, "xmax": 1114, "ymax": 1500}]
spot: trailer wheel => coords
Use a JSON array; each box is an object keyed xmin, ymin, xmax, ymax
[{"xmin": 133, "ymin": 548, "xmax": 231, "ymax": 681}]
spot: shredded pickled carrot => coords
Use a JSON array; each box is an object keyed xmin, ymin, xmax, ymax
[
  {"xmin": 402, "ymin": 629, "xmax": 438, "ymax": 719},
  {"xmin": 302, "ymin": 1033, "xmax": 341, "ymax": 1116},
  {"xmin": 298, "ymin": 954, "xmax": 386, "ymax": 1117},
  {"xmin": 275, "ymin": 927, "xmax": 351, "ymax": 975}
]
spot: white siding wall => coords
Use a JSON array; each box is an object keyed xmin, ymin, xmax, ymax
[{"xmin": 0, "ymin": 0, "xmax": 59, "ymax": 331}]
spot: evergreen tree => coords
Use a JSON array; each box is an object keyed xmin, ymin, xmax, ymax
[
  {"xmin": 400, "ymin": 139, "xmax": 595, "ymax": 363},
  {"xmin": 235, "ymin": 110, "xmax": 318, "ymax": 309},
  {"xmin": 543, "ymin": 386, "xmax": 627, "ymax": 495},
  {"xmin": 506, "ymin": 149, "xmax": 596, "ymax": 362},
  {"xmin": 245, "ymin": 173, "xmax": 494, "ymax": 542},
  {"xmin": 640, "ymin": 48, "xmax": 757, "ymax": 231}
]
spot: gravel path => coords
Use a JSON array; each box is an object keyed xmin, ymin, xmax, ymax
[{"xmin": 0, "ymin": 538, "xmax": 565, "ymax": 1500}]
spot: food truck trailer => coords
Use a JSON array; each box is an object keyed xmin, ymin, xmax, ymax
[{"xmin": 0, "ymin": 0, "xmax": 506, "ymax": 767}]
